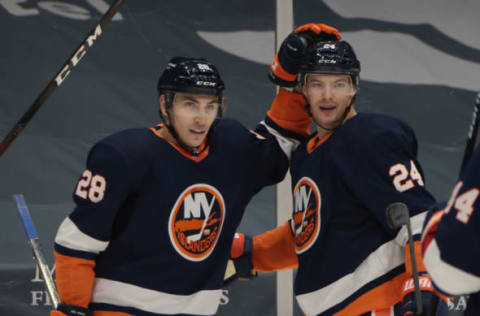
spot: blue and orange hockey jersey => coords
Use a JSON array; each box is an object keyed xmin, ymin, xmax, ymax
[
  {"xmin": 252, "ymin": 113, "xmax": 436, "ymax": 315},
  {"xmin": 53, "ymin": 89, "xmax": 310, "ymax": 316},
  {"xmin": 423, "ymin": 146, "xmax": 480, "ymax": 316}
]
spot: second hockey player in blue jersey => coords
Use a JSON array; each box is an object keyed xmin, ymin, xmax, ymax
[{"xmin": 231, "ymin": 24, "xmax": 439, "ymax": 316}]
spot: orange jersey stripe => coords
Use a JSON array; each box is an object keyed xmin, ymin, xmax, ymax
[
  {"xmin": 334, "ymin": 272, "xmax": 409, "ymax": 316},
  {"xmin": 373, "ymin": 307, "xmax": 394, "ymax": 316},
  {"xmin": 307, "ymin": 133, "xmax": 333, "ymax": 153},
  {"xmin": 54, "ymin": 250, "xmax": 96, "ymax": 308},
  {"xmin": 267, "ymin": 88, "xmax": 311, "ymax": 138},
  {"xmin": 405, "ymin": 241, "xmax": 427, "ymax": 275},
  {"xmin": 252, "ymin": 221, "xmax": 298, "ymax": 272},
  {"xmin": 150, "ymin": 125, "xmax": 209, "ymax": 162}
]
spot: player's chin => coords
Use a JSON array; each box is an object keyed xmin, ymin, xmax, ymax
[
  {"xmin": 186, "ymin": 137, "xmax": 206, "ymax": 148},
  {"xmin": 314, "ymin": 117, "xmax": 339, "ymax": 130}
]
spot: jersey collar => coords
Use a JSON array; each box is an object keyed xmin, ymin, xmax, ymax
[
  {"xmin": 150, "ymin": 124, "xmax": 210, "ymax": 162},
  {"xmin": 306, "ymin": 132, "xmax": 332, "ymax": 154}
]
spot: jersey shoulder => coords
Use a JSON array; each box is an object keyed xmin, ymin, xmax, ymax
[
  {"xmin": 335, "ymin": 112, "xmax": 416, "ymax": 153},
  {"xmin": 89, "ymin": 128, "xmax": 162, "ymax": 171},
  {"xmin": 342, "ymin": 112, "xmax": 413, "ymax": 141},
  {"xmin": 97, "ymin": 127, "xmax": 161, "ymax": 155},
  {"xmin": 210, "ymin": 118, "xmax": 259, "ymax": 149}
]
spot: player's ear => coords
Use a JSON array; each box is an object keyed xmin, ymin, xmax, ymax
[
  {"xmin": 159, "ymin": 94, "xmax": 168, "ymax": 117},
  {"xmin": 302, "ymin": 84, "xmax": 308, "ymax": 98}
]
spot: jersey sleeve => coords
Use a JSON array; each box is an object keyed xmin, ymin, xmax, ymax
[
  {"xmin": 255, "ymin": 87, "xmax": 311, "ymax": 160},
  {"xmin": 335, "ymin": 125, "xmax": 436, "ymax": 243},
  {"xmin": 266, "ymin": 87, "xmax": 311, "ymax": 139},
  {"xmin": 245, "ymin": 88, "xmax": 311, "ymax": 190},
  {"xmin": 422, "ymin": 147, "xmax": 480, "ymax": 296},
  {"xmin": 252, "ymin": 221, "xmax": 298, "ymax": 272},
  {"xmin": 53, "ymin": 142, "xmax": 133, "ymax": 306}
]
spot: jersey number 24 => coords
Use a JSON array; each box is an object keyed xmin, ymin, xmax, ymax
[{"xmin": 389, "ymin": 160, "xmax": 424, "ymax": 192}]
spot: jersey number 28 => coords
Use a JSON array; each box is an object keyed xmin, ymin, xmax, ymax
[{"xmin": 75, "ymin": 169, "xmax": 106, "ymax": 203}]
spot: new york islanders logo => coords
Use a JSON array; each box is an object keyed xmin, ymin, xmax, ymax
[
  {"xmin": 291, "ymin": 177, "xmax": 321, "ymax": 254},
  {"xmin": 169, "ymin": 184, "xmax": 225, "ymax": 261}
]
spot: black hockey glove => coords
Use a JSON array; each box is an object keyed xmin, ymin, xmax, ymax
[
  {"xmin": 268, "ymin": 23, "xmax": 342, "ymax": 87},
  {"xmin": 51, "ymin": 303, "xmax": 93, "ymax": 316},
  {"xmin": 224, "ymin": 233, "xmax": 257, "ymax": 285}
]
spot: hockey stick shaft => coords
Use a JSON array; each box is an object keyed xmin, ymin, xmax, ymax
[
  {"xmin": 0, "ymin": 0, "xmax": 126, "ymax": 158},
  {"xmin": 13, "ymin": 194, "xmax": 61, "ymax": 309},
  {"xmin": 460, "ymin": 90, "xmax": 480, "ymax": 170}
]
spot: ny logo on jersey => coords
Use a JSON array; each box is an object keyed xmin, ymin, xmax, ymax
[
  {"xmin": 292, "ymin": 177, "xmax": 321, "ymax": 254},
  {"xmin": 169, "ymin": 184, "xmax": 225, "ymax": 261}
]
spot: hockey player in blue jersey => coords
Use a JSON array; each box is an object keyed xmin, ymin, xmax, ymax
[
  {"xmin": 423, "ymin": 146, "xmax": 480, "ymax": 315},
  {"xmin": 49, "ymin": 25, "xmax": 342, "ymax": 316},
  {"xmin": 231, "ymin": 24, "xmax": 440, "ymax": 315}
]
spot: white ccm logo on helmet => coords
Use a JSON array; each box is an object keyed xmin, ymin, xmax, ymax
[
  {"xmin": 319, "ymin": 43, "xmax": 338, "ymax": 65},
  {"xmin": 196, "ymin": 81, "xmax": 216, "ymax": 87}
]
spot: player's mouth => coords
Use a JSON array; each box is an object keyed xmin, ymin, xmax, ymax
[
  {"xmin": 318, "ymin": 105, "xmax": 336, "ymax": 112},
  {"xmin": 190, "ymin": 129, "xmax": 206, "ymax": 135}
]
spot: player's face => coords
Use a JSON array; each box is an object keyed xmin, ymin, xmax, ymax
[
  {"xmin": 303, "ymin": 73, "xmax": 357, "ymax": 131},
  {"xmin": 162, "ymin": 93, "xmax": 220, "ymax": 147}
]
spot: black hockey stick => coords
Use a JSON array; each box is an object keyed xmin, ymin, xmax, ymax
[
  {"xmin": 0, "ymin": 0, "xmax": 126, "ymax": 158},
  {"xmin": 13, "ymin": 194, "xmax": 60, "ymax": 309},
  {"xmin": 460, "ymin": 90, "xmax": 480, "ymax": 170}
]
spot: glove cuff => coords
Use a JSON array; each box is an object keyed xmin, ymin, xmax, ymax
[
  {"xmin": 57, "ymin": 303, "xmax": 92, "ymax": 316},
  {"xmin": 402, "ymin": 275, "xmax": 434, "ymax": 296},
  {"xmin": 231, "ymin": 234, "xmax": 257, "ymax": 279},
  {"xmin": 270, "ymin": 55, "xmax": 298, "ymax": 84}
]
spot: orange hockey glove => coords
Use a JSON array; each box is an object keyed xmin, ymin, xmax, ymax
[{"xmin": 269, "ymin": 23, "xmax": 341, "ymax": 87}]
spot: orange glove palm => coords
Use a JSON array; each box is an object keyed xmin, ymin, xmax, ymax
[{"xmin": 294, "ymin": 23, "xmax": 342, "ymax": 43}]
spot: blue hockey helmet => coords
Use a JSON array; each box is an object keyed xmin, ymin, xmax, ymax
[
  {"xmin": 299, "ymin": 40, "xmax": 360, "ymax": 86},
  {"xmin": 157, "ymin": 57, "xmax": 225, "ymax": 98}
]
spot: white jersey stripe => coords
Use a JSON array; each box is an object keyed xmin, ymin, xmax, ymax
[
  {"xmin": 394, "ymin": 211, "xmax": 427, "ymax": 246},
  {"xmin": 296, "ymin": 238, "xmax": 404, "ymax": 315},
  {"xmin": 55, "ymin": 217, "xmax": 109, "ymax": 254},
  {"xmin": 424, "ymin": 240, "xmax": 480, "ymax": 295},
  {"xmin": 92, "ymin": 278, "xmax": 222, "ymax": 315},
  {"xmin": 260, "ymin": 121, "xmax": 300, "ymax": 159}
]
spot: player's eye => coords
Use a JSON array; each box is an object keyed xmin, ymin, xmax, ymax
[
  {"xmin": 310, "ymin": 82, "xmax": 323, "ymax": 88},
  {"xmin": 206, "ymin": 103, "xmax": 218, "ymax": 112}
]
